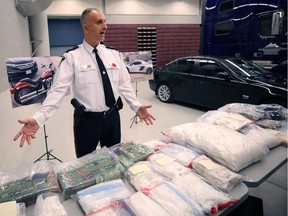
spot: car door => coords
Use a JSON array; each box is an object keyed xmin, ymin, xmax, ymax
[
  {"xmin": 168, "ymin": 58, "xmax": 198, "ymax": 102},
  {"xmin": 193, "ymin": 59, "xmax": 244, "ymax": 109}
]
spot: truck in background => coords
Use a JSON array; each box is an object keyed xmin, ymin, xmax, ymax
[{"xmin": 200, "ymin": 0, "xmax": 287, "ymax": 70}]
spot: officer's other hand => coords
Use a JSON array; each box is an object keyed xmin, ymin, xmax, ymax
[
  {"xmin": 14, "ymin": 118, "xmax": 40, "ymax": 147},
  {"xmin": 136, "ymin": 105, "xmax": 156, "ymax": 125}
]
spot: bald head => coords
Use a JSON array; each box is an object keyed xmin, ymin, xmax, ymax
[
  {"xmin": 80, "ymin": 8, "xmax": 101, "ymax": 25},
  {"xmin": 80, "ymin": 8, "xmax": 107, "ymax": 47}
]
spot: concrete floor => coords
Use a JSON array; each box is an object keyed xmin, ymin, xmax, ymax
[{"xmin": 0, "ymin": 81, "xmax": 286, "ymax": 215}]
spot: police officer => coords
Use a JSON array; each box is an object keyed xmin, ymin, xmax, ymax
[{"xmin": 13, "ymin": 8, "xmax": 155, "ymax": 158}]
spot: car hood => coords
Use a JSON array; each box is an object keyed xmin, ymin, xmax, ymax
[
  {"xmin": 6, "ymin": 58, "xmax": 35, "ymax": 65},
  {"xmin": 247, "ymin": 74, "xmax": 287, "ymax": 89}
]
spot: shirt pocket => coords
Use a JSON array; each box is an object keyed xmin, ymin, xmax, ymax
[
  {"xmin": 106, "ymin": 65, "xmax": 120, "ymax": 84},
  {"xmin": 76, "ymin": 64, "xmax": 100, "ymax": 85}
]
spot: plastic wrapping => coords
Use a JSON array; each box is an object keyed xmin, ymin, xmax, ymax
[
  {"xmin": 158, "ymin": 143, "xmax": 199, "ymax": 167},
  {"xmin": 197, "ymin": 110, "xmax": 253, "ymax": 131},
  {"xmin": 258, "ymin": 104, "xmax": 287, "ymax": 121},
  {"xmin": 192, "ymin": 155, "xmax": 243, "ymax": 193},
  {"xmin": 109, "ymin": 142, "xmax": 153, "ymax": 169},
  {"xmin": 162, "ymin": 122, "xmax": 269, "ymax": 172},
  {"xmin": 73, "ymin": 179, "xmax": 132, "ymax": 215},
  {"xmin": 127, "ymin": 161, "xmax": 165, "ymax": 192},
  {"xmin": 198, "ymin": 110, "xmax": 281, "ymax": 149},
  {"xmin": 0, "ymin": 161, "xmax": 59, "ymax": 205},
  {"xmin": 147, "ymin": 181, "xmax": 204, "ymax": 216},
  {"xmin": 17, "ymin": 202, "xmax": 27, "ymax": 216},
  {"xmin": 218, "ymin": 103, "xmax": 266, "ymax": 121},
  {"xmin": 123, "ymin": 191, "xmax": 171, "ymax": 216},
  {"xmin": 255, "ymin": 119, "xmax": 286, "ymax": 129},
  {"xmin": 172, "ymin": 172, "xmax": 236, "ymax": 214},
  {"xmin": 238, "ymin": 124, "xmax": 281, "ymax": 149},
  {"xmin": 148, "ymin": 152, "xmax": 191, "ymax": 179},
  {"xmin": 265, "ymin": 129, "xmax": 288, "ymax": 147},
  {"xmin": 218, "ymin": 103, "xmax": 287, "ymax": 129},
  {"xmin": 141, "ymin": 139, "xmax": 168, "ymax": 153},
  {"xmin": 87, "ymin": 200, "xmax": 134, "ymax": 216},
  {"xmin": 33, "ymin": 192, "xmax": 67, "ymax": 216},
  {"xmin": 54, "ymin": 148, "xmax": 124, "ymax": 200}
]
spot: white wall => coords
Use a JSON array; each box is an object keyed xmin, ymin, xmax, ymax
[
  {"xmin": 46, "ymin": 0, "xmax": 201, "ymax": 24},
  {"xmin": 0, "ymin": 0, "xmax": 201, "ymax": 93},
  {"xmin": 0, "ymin": 0, "xmax": 32, "ymax": 93}
]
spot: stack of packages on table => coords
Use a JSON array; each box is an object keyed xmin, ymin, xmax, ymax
[{"xmin": 1, "ymin": 103, "xmax": 286, "ymax": 216}]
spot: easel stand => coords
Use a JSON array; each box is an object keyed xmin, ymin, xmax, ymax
[
  {"xmin": 34, "ymin": 100, "xmax": 62, "ymax": 162},
  {"xmin": 130, "ymin": 81, "xmax": 139, "ymax": 128},
  {"xmin": 34, "ymin": 123, "xmax": 62, "ymax": 163}
]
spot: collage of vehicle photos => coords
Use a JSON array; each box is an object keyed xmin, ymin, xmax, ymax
[{"xmin": 6, "ymin": 51, "xmax": 153, "ymax": 108}]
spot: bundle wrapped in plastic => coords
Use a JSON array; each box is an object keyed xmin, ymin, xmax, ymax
[
  {"xmin": 73, "ymin": 179, "xmax": 132, "ymax": 215},
  {"xmin": 109, "ymin": 141, "xmax": 153, "ymax": 169},
  {"xmin": 17, "ymin": 202, "xmax": 26, "ymax": 216},
  {"xmin": 265, "ymin": 128, "xmax": 288, "ymax": 147},
  {"xmin": 238, "ymin": 124, "xmax": 281, "ymax": 149},
  {"xmin": 258, "ymin": 104, "xmax": 287, "ymax": 121},
  {"xmin": 192, "ymin": 155, "xmax": 243, "ymax": 193},
  {"xmin": 172, "ymin": 172, "xmax": 236, "ymax": 214},
  {"xmin": 162, "ymin": 122, "xmax": 269, "ymax": 172},
  {"xmin": 218, "ymin": 103, "xmax": 266, "ymax": 121},
  {"xmin": 158, "ymin": 143, "xmax": 199, "ymax": 167},
  {"xmin": 218, "ymin": 103, "xmax": 287, "ymax": 129},
  {"xmin": 123, "ymin": 191, "xmax": 171, "ymax": 216},
  {"xmin": 142, "ymin": 139, "xmax": 168, "ymax": 153},
  {"xmin": 197, "ymin": 110, "xmax": 253, "ymax": 131},
  {"xmin": 55, "ymin": 147, "xmax": 123, "ymax": 200},
  {"xmin": 87, "ymin": 200, "xmax": 133, "ymax": 216},
  {"xmin": 33, "ymin": 192, "xmax": 67, "ymax": 216},
  {"xmin": 127, "ymin": 161, "xmax": 165, "ymax": 192},
  {"xmin": 147, "ymin": 181, "xmax": 204, "ymax": 216},
  {"xmin": 0, "ymin": 161, "xmax": 59, "ymax": 205},
  {"xmin": 148, "ymin": 152, "xmax": 191, "ymax": 179},
  {"xmin": 198, "ymin": 110, "xmax": 281, "ymax": 149}
]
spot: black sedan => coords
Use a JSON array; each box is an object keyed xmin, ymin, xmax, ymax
[
  {"xmin": 149, "ymin": 56, "xmax": 287, "ymax": 109},
  {"xmin": 6, "ymin": 57, "xmax": 38, "ymax": 82}
]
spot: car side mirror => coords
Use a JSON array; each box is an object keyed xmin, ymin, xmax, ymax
[{"xmin": 218, "ymin": 71, "xmax": 230, "ymax": 79}]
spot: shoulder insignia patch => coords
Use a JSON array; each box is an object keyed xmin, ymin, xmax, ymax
[
  {"xmin": 59, "ymin": 45, "xmax": 79, "ymax": 67},
  {"xmin": 102, "ymin": 42, "xmax": 118, "ymax": 51},
  {"xmin": 65, "ymin": 45, "xmax": 79, "ymax": 53}
]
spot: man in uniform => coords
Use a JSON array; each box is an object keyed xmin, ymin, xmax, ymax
[{"xmin": 13, "ymin": 8, "xmax": 155, "ymax": 158}]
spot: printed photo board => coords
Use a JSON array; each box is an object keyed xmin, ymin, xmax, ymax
[
  {"xmin": 6, "ymin": 56, "xmax": 62, "ymax": 108},
  {"xmin": 121, "ymin": 51, "xmax": 154, "ymax": 82}
]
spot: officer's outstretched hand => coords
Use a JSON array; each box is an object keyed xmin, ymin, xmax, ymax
[
  {"xmin": 14, "ymin": 118, "xmax": 40, "ymax": 147},
  {"xmin": 136, "ymin": 105, "xmax": 155, "ymax": 125}
]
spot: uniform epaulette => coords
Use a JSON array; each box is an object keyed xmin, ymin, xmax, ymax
[
  {"xmin": 102, "ymin": 43, "xmax": 118, "ymax": 51},
  {"xmin": 59, "ymin": 45, "xmax": 79, "ymax": 67},
  {"xmin": 64, "ymin": 45, "xmax": 79, "ymax": 53}
]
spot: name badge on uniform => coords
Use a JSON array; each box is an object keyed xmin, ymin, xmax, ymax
[{"xmin": 80, "ymin": 64, "xmax": 91, "ymax": 70}]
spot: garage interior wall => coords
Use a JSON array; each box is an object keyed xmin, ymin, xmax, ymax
[
  {"xmin": 0, "ymin": 1, "xmax": 32, "ymax": 93},
  {"xmin": 0, "ymin": 0, "xmax": 201, "ymax": 93},
  {"xmin": 46, "ymin": 0, "xmax": 201, "ymax": 67}
]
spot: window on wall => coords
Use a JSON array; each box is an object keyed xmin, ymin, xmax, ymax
[{"xmin": 138, "ymin": 27, "xmax": 157, "ymax": 68}]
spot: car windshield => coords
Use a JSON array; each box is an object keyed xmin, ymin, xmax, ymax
[{"xmin": 225, "ymin": 58, "xmax": 272, "ymax": 78}]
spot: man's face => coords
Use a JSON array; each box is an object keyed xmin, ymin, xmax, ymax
[{"xmin": 83, "ymin": 10, "xmax": 107, "ymax": 44}]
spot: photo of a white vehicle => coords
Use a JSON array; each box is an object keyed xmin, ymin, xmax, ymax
[{"xmin": 121, "ymin": 51, "xmax": 153, "ymax": 82}]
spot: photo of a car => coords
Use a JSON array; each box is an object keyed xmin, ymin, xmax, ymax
[
  {"xmin": 149, "ymin": 56, "xmax": 287, "ymax": 109},
  {"xmin": 126, "ymin": 59, "xmax": 153, "ymax": 74},
  {"xmin": 6, "ymin": 57, "xmax": 38, "ymax": 82}
]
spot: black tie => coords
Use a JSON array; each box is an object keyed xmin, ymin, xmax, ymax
[{"xmin": 93, "ymin": 48, "xmax": 116, "ymax": 108}]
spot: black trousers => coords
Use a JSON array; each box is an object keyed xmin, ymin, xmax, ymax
[{"xmin": 73, "ymin": 110, "xmax": 121, "ymax": 158}]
